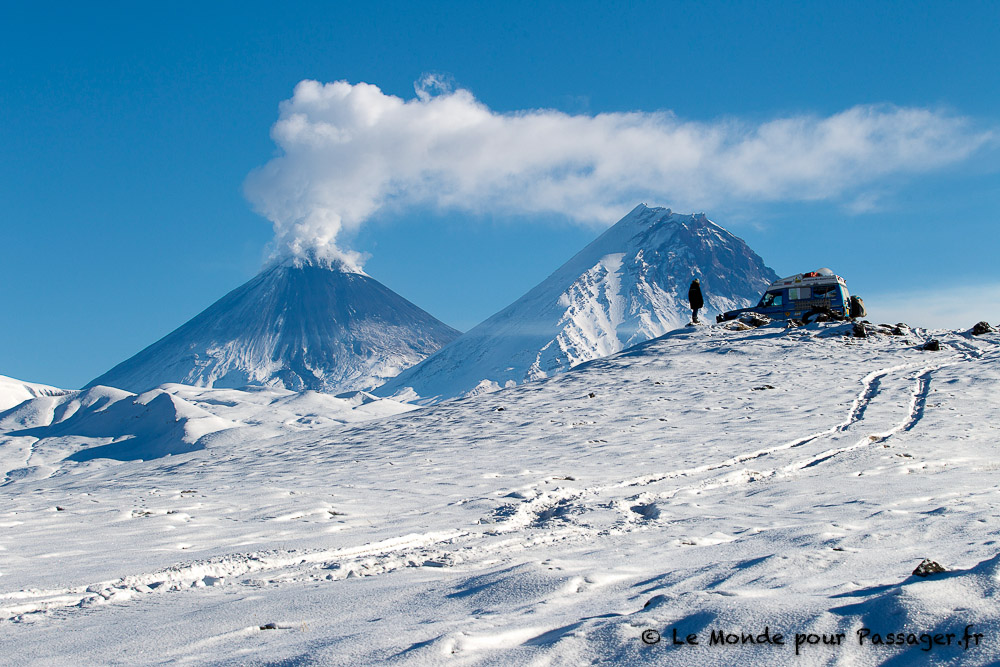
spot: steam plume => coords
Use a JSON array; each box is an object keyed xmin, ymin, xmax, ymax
[{"xmin": 245, "ymin": 78, "xmax": 991, "ymax": 269}]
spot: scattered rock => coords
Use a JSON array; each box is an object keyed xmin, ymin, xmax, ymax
[
  {"xmin": 912, "ymin": 559, "xmax": 946, "ymax": 577},
  {"xmin": 970, "ymin": 321, "xmax": 995, "ymax": 336},
  {"xmin": 803, "ymin": 307, "xmax": 845, "ymax": 324},
  {"xmin": 853, "ymin": 322, "xmax": 868, "ymax": 338},
  {"xmin": 751, "ymin": 385, "xmax": 776, "ymax": 391},
  {"xmin": 260, "ymin": 623, "xmax": 279, "ymax": 630},
  {"xmin": 786, "ymin": 318, "xmax": 804, "ymax": 328},
  {"xmin": 725, "ymin": 321, "xmax": 752, "ymax": 331},
  {"xmin": 736, "ymin": 313, "xmax": 771, "ymax": 328},
  {"xmin": 55, "ymin": 506, "xmax": 66, "ymax": 512},
  {"xmin": 493, "ymin": 406, "xmax": 505, "ymax": 411},
  {"xmin": 921, "ymin": 339, "xmax": 941, "ymax": 352},
  {"xmin": 588, "ymin": 392, "xmax": 596, "ymax": 398}
]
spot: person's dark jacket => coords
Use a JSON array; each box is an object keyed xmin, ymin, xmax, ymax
[{"xmin": 688, "ymin": 280, "xmax": 704, "ymax": 310}]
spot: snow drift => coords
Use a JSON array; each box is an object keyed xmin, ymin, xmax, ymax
[{"xmin": 0, "ymin": 374, "xmax": 68, "ymax": 412}]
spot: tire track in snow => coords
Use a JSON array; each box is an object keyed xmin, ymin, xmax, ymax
[
  {"xmin": 0, "ymin": 530, "xmax": 467, "ymax": 620},
  {"xmin": 784, "ymin": 362, "xmax": 947, "ymax": 472},
  {"xmin": 478, "ymin": 361, "xmax": 945, "ymax": 541},
  {"xmin": 525, "ymin": 359, "xmax": 961, "ymax": 522},
  {"xmin": 901, "ymin": 370, "xmax": 932, "ymax": 433},
  {"xmin": 3, "ymin": 348, "xmax": 984, "ymax": 622},
  {"xmin": 1, "ymin": 513, "xmax": 601, "ymax": 622},
  {"xmin": 610, "ymin": 362, "xmax": 921, "ymax": 492}
]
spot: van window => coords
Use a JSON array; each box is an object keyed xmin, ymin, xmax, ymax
[
  {"xmin": 761, "ymin": 292, "xmax": 783, "ymax": 307},
  {"xmin": 789, "ymin": 287, "xmax": 811, "ymax": 300},
  {"xmin": 813, "ymin": 285, "xmax": 834, "ymax": 298}
]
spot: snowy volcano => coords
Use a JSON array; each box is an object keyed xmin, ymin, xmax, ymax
[
  {"xmin": 87, "ymin": 258, "xmax": 461, "ymax": 394},
  {"xmin": 378, "ymin": 205, "xmax": 778, "ymax": 402}
]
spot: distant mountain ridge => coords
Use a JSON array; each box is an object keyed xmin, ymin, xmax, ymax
[
  {"xmin": 377, "ymin": 205, "xmax": 778, "ymax": 403},
  {"xmin": 87, "ymin": 258, "xmax": 461, "ymax": 394}
]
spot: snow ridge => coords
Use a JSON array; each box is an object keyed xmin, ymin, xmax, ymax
[{"xmin": 0, "ymin": 375, "xmax": 69, "ymax": 412}]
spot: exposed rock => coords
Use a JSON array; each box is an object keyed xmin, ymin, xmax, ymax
[
  {"xmin": 912, "ymin": 558, "xmax": 946, "ymax": 577},
  {"xmin": 803, "ymin": 307, "xmax": 844, "ymax": 324},
  {"xmin": 970, "ymin": 321, "xmax": 995, "ymax": 336},
  {"xmin": 921, "ymin": 339, "xmax": 941, "ymax": 352},
  {"xmin": 739, "ymin": 313, "xmax": 772, "ymax": 328},
  {"xmin": 853, "ymin": 322, "xmax": 868, "ymax": 338}
]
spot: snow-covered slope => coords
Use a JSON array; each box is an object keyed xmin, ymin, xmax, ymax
[
  {"xmin": 0, "ymin": 374, "xmax": 68, "ymax": 412},
  {"xmin": 86, "ymin": 258, "xmax": 461, "ymax": 395},
  {"xmin": 0, "ymin": 385, "xmax": 234, "ymax": 475},
  {"xmin": 0, "ymin": 383, "xmax": 416, "ymax": 481},
  {"xmin": 2, "ymin": 321, "xmax": 999, "ymax": 665},
  {"xmin": 378, "ymin": 205, "xmax": 777, "ymax": 403}
]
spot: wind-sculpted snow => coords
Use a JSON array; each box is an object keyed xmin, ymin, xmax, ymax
[
  {"xmin": 0, "ymin": 374, "xmax": 69, "ymax": 412},
  {"xmin": 0, "ymin": 383, "xmax": 416, "ymax": 481},
  {"xmin": 86, "ymin": 259, "xmax": 460, "ymax": 395},
  {"xmin": 378, "ymin": 205, "xmax": 777, "ymax": 403},
  {"xmin": 2, "ymin": 322, "xmax": 999, "ymax": 665},
  {"xmin": 0, "ymin": 385, "xmax": 233, "ymax": 470}
]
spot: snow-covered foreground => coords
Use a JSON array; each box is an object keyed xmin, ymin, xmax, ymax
[{"xmin": 2, "ymin": 322, "xmax": 999, "ymax": 665}]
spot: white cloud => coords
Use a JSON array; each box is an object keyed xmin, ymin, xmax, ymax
[{"xmin": 244, "ymin": 79, "xmax": 992, "ymax": 268}]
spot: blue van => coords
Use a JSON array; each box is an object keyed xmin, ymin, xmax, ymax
[{"xmin": 717, "ymin": 268, "xmax": 864, "ymax": 323}]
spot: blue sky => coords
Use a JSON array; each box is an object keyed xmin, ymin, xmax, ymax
[{"xmin": 1, "ymin": 1, "xmax": 998, "ymax": 388}]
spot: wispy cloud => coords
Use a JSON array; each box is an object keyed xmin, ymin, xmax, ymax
[{"xmin": 245, "ymin": 78, "xmax": 992, "ymax": 268}]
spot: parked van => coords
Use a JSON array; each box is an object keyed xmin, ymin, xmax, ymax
[{"xmin": 717, "ymin": 268, "xmax": 865, "ymax": 323}]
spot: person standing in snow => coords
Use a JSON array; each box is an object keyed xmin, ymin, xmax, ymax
[{"xmin": 688, "ymin": 278, "xmax": 704, "ymax": 323}]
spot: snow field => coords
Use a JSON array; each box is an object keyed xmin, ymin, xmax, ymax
[{"xmin": 1, "ymin": 322, "xmax": 998, "ymax": 665}]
